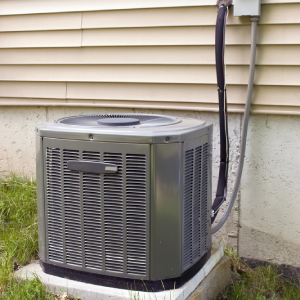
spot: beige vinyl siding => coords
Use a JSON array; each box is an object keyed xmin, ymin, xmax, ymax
[
  {"xmin": 0, "ymin": 1, "xmax": 299, "ymax": 114},
  {"xmin": 1, "ymin": 46, "xmax": 300, "ymax": 65},
  {"xmin": 0, "ymin": 0, "xmax": 299, "ymax": 15}
]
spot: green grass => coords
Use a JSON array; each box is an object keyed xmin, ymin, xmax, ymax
[
  {"xmin": 219, "ymin": 248, "xmax": 300, "ymax": 300},
  {"xmin": 3, "ymin": 274, "xmax": 55, "ymax": 300},
  {"xmin": 0, "ymin": 174, "xmax": 55, "ymax": 300}
]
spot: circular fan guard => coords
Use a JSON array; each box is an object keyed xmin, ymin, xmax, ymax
[{"xmin": 56, "ymin": 114, "xmax": 180, "ymax": 127}]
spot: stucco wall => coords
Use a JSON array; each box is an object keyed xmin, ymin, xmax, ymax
[
  {"xmin": 239, "ymin": 115, "xmax": 300, "ymax": 267},
  {"xmin": 1, "ymin": 106, "xmax": 299, "ymax": 267}
]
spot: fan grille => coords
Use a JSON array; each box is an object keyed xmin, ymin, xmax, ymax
[{"xmin": 56, "ymin": 113, "xmax": 180, "ymax": 127}]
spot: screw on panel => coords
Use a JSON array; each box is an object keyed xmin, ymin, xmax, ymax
[
  {"xmin": 165, "ymin": 136, "xmax": 170, "ymax": 142},
  {"xmin": 89, "ymin": 134, "xmax": 94, "ymax": 140}
]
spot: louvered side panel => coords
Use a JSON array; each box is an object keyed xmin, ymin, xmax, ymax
[
  {"xmin": 104, "ymin": 153, "xmax": 124, "ymax": 273},
  {"xmin": 182, "ymin": 138, "xmax": 210, "ymax": 272},
  {"xmin": 43, "ymin": 138, "xmax": 150, "ymax": 279},
  {"xmin": 46, "ymin": 147, "xmax": 63, "ymax": 263},
  {"xmin": 193, "ymin": 146, "xmax": 202, "ymax": 261},
  {"xmin": 63, "ymin": 149, "xmax": 82, "ymax": 266},
  {"xmin": 200, "ymin": 144, "xmax": 208, "ymax": 255},
  {"xmin": 82, "ymin": 151, "xmax": 102, "ymax": 270},
  {"xmin": 183, "ymin": 149, "xmax": 194, "ymax": 270},
  {"xmin": 126, "ymin": 154, "xmax": 147, "ymax": 276}
]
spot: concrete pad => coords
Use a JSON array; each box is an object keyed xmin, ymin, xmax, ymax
[
  {"xmin": 187, "ymin": 256, "xmax": 231, "ymax": 300},
  {"xmin": 16, "ymin": 246, "xmax": 224, "ymax": 300}
]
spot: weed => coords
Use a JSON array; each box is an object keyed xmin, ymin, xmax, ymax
[
  {"xmin": 3, "ymin": 274, "xmax": 55, "ymax": 300},
  {"xmin": 219, "ymin": 248, "xmax": 300, "ymax": 300}
]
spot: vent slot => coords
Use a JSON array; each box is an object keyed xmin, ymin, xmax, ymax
[
  {"xmin": 63, "ymin": 149, "xmax": 82, "ymax": 267},
  {"xmin": 201, "ymin": 144, "xmax": 208, "ymax": 254},
  {"xmin": 183, "ymin": 149, "xmax": 194, "ymax": 270},
  {"xmin": 126, "ymin": 154, "xmax": 147, "ymax": 276},
  {"xmin": 104, "ymin": 153, "xmax": 124, "ymax": 273},
  {"xmin": 193, "ymin": 146, "xmax": 202, "ymax": 261},
  {"xmin": 82, "ymin": 151, "xmax": 102, "ymax": 270},
  {"xmin": 46, "ymin": 147, "xmax": 63, "ymax": 263}
]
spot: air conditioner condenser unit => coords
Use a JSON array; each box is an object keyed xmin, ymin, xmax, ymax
[{"xmin": 36, "ymin": 113, "xmax": 212, "ymax": 291}]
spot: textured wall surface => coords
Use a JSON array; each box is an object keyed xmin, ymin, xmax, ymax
[
  {"xmin": 239, "ymin": 115, "xmax": 300, "ymax": 267},
  {"xmin": 0, "ymin": 107, "xmax": 47, "ymax": 176},
  {"xmin": 1, "ymin": 107, "xmax": 299, "ymax": 267}
]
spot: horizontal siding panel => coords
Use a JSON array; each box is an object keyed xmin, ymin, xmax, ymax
[
  {"xmin": 248, "ymin": 105, "xmax": 300, "ymax": 115},
  {"xmin": 1, "ymin": 25, "xmax": 299, "ymax": 48},
  {"xmin": 67, "ymin": 83, "xmax": 300, "ymax": 107},
  {"xmin": 256, "ymin": 45, "xmax": 300, "ymax": 66},
  {"xmin": 0, "ymin": 0, "xmax": 216, "ymax": 16},
  {"xmin": 0, "ymin": 82, "xmax": 234, "ymax": 103},
  {"xmin": 82, "ymin": 8, "xmax": 252, "ymax": 29},
  {"xmin": 82, "ymin": 27, "xmax": 249, "ymax": 46},
  {"xmin": 1, "ymin": 65, "xmax": 299, "ymax": 86},
  {"xmin": 0, "ymin": 65, "xmax": 222, "ymax": 84},
  {"xmin": 258, "ymin": 24, "xmax": 300, "ymax": 45},
  {"xmin": 259, "ymin": 3, "xmax": 300, "ymax": 24},
  {"xmin": 0, "ymin": 82, "xmax": 66, "ymax": 99},
  {"xmin": 253, "ymin": 86, "xmax": 300, "ymax": 106},
  {"xmin": 66, "ymin": 83, "xmax": 248, "ymax": 104},
  {"xmin": 0, "ymin": 97, "xmax": 242, "ymax": 111},
  {"xmin": 1, "ymin": 97, "xmax": 300, "ymax": 115},
  {"xmin": 0, "ymin": 13, "xmax": 81, "ymax": 32},
  {"xmin": 1, "ymin": 82, "xmax": 299, "ymax": 108},
  {"xmin": 0, "ymin": 31, "xmax": 82, "ymax": 48},
  {"xmin": 83, "ymin": 4, "xmax": 300, "ymax": 28},
  {"xmin": 262, "ymin": 0, "xmax": 300, "ymax": 3},
  {"xmin": 0, "ymin": 46, "xmax": 217, "ymax": 65},
  {"xmin": 254, "ymin": 66, "xmax": 300, "ymax": 86},
  {"xmin": 1, "ymin": 4, "xmax": 299, "ymax": 33},
  {"xmin": 82, "ymin": 25, "xmax": 300, "ymax": 46},
  {"xmin": 1, "ymin": 0, "xmax": 299, "ymax": 16},
  {"xmin": 0, "ymin": 27, "xmax": 218, "ymax": 48},
  {"xmin": 82, "ymin": 7, "xmax": 218, "ymax": 29},
  {"xmin": 1, "ymin": 46, "xmax": 300, "ymax": 66}
]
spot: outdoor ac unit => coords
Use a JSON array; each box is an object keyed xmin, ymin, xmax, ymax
[{"xmin": 36, "ymin": 113, "xmax": 212, "ymax": 291}]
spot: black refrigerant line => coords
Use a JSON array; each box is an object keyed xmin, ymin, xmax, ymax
[
  {"xmin": 211, "ymin": 0, "xmax": 259, "ymax": 231},
  {"xmin": 211, "ymin": 0, "xmax": 233, "ymax": 224}
]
